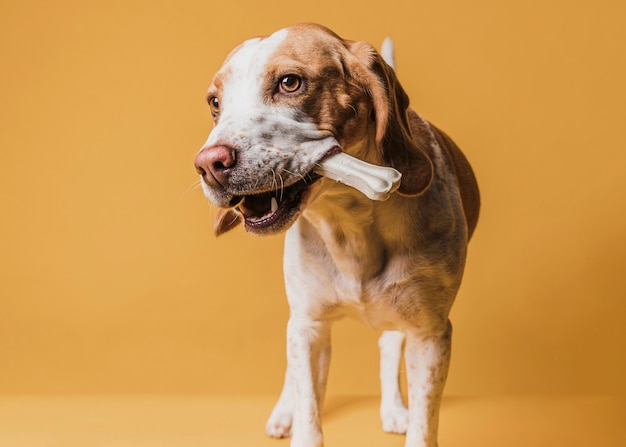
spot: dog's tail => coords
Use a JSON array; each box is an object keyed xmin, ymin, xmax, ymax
[{"xmin": 381, "ymin": 37, "xmax": 396, "ymax": 70}]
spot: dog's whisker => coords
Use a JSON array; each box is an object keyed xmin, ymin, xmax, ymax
[
  {"xmin": 228, "ymin": 212, "xmax": 240, "ymax": 226},
  {"xmin": 278, "ymin": 172, "xmax": 285, "ymax": 202},
  {"xmin": 265, "ymin": 170, "xmax": 274, "ymax": 192},
  {"xmin": 283, "ymin": 168, "xmax": 307, "ymax": 183},
  {"xmin": 270, "ymin": 168, "xmax": 279, "ymax": 193},
  {"xmin": 177, "ymin": 179, "xmax": 204, "ymax": 209}
]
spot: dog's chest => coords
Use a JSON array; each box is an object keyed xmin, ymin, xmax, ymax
[
  {"xmin": 285, "ymin": 219, "xmax": 413, "ymax": 329},
  {"xmin": 325, "ymin": 252, "xmax": 414, "ymax": 328}
]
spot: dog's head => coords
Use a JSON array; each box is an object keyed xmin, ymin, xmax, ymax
[{"xmin": 195, "ymin": 23, "xmax": 433, "ymax": 236}]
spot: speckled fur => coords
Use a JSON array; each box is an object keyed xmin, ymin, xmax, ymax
[{"xmin": 197, "ymin": 23, "xmax": 480, "ymax": 447}]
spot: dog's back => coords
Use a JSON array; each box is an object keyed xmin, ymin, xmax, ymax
[{"xmin": 424, "ymin": 120, "xmax": 480, "ymax": 240}]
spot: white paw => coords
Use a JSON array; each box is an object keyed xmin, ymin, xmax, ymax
[
  {"xmin": 381, "ymin": 405, "xmax": 409, "ymax": 434},
  {"xmin": 265, "ymin": 410, "xmax": 293, "ymax": 438}
]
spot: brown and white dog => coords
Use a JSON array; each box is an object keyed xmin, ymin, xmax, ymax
[{"xmin": 194, "ymin": 23, "xmax": 480, "ymax": 447}]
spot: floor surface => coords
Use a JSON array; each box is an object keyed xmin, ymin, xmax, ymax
[{"xmin": 0, "ymin": 394, "xmax": 624, "ymax": 446}]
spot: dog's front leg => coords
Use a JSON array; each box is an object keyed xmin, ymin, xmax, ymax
[
  {"xmin": 404, "ymin": 321, "xmax": 452, "ymax": 447},
  {"xmin": 286, "ymin": 316, "xmax": 331, "ymax": 447},
  {"xmin": 266, "ymin": 368, "xmax": 295, "ymax": 438}
]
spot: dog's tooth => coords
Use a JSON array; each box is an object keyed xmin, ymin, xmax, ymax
[{"xmin": 271, "ymin": 197, "xmax": 278, "ymax": 213}]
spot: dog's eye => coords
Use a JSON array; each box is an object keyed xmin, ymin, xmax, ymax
[
  {"xmin": 208, "ymin": 96, "xmax": 220, "ymax": 116},
  {"xmin": 279, "ymin": 75, "xmax": 302, "ymax": 94}
]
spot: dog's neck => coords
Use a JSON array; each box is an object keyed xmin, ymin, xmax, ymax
[
  {"xmin": 299, "ymin": 200, "xmax": 387, "ymax": 283},
  {"xmin": 297, "ymin": 136, "xmax": 405, "ymax": 281}
]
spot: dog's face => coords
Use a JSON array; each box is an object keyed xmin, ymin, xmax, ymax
[{"xmin": 195, "ymin": 23, "xmax": 433, "ymax": 236}]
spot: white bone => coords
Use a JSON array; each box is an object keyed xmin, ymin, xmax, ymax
[{"xmin": 314, "ymin": 152, "xmax": 402, "ymax": 201}]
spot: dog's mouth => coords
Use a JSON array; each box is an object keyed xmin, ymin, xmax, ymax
[{"xmin": 233, "ymin": 173, "xmax": 321, "ymax": 233}]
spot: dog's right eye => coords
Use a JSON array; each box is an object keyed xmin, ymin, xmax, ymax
[
  {"xmin": 279, "ymin": 75, "xmax": 302, "ymax": 94},
  {"xmin": 208, "ymin": 96, "xmax": 220, "ymax": 116}
]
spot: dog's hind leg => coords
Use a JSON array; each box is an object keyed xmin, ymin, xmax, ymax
[
  {"xmin": 404, "ymin": 321, "xmax": 452, "ymax": 447},
  {"xmin": 379, "ymin": 330, "xmax": 409, "ymax": 434}
]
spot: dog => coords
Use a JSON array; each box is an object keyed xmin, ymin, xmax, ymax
[{"xmin": 194, "ymin": 23, "xmax": 480, "ymax": 447}]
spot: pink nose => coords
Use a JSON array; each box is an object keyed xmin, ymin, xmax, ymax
[{"xmin": 194, "ymin": 144, "xmax": 237, "ymax": 186}]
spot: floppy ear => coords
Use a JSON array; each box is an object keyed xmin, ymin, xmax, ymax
[
  {"xmin": 347, "ymin": 41, "xmax": 434, "ymax": 196},
  {"xmin": 214, "ymin": 208, "xmax": 242, "ymax": 236}
]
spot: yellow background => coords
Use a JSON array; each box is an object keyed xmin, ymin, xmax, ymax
[{"xmin": 1, "ymin": 0, "xmax": 625, "ymax": 407}]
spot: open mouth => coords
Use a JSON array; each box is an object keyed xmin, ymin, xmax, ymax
[{"xmin": 234, "ymin": 173, "xmax": 321, "ymax": 231}]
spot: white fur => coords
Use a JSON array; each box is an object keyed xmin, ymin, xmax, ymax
[
  {"xmin": 378, "ymin": 330, "xmax": 409, "ymax": 433},
  {"xmin": 198, "ymin": 24, "xmax": 476, "ymax": 447},
  {"xmin": 381, "ymin": 37, "xmax": 396, "ymax": 70},
  {"xmin": 200, "ymin": 28, "xmax": 339, "ymax": 208}
]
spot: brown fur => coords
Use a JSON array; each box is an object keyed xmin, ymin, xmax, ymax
[{"xmin": 197, "ymin": 23, "xmax": 480, "ymax": 447}]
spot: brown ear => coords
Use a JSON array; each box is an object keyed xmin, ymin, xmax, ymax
[
  {"xmin": 214, "ymin": 208, "xmax": 242, "ymax": 236},
  {"xmin": 348, "ymin": 41, "xmax": 434, "ymax": 196}
]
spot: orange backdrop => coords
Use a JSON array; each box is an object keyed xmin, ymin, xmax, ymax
[{"xmin": 1, "ymin": 0, "xmax": 624, "ymax": 399}]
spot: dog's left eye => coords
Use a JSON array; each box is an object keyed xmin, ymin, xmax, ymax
[
  {"xmin": 279, "ymin": 75, "xmax": 302, "ymax": 94},
  {"xmin": 208, "ymin": 96, "xmax": 220, "ymax": 117}
]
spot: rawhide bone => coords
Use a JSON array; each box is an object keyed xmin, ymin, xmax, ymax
[{"xmin": 314, "ymin": 152, "xmax": 402, "ymax": 201}]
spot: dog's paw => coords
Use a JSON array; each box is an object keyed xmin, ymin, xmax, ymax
[
  {"xmin": 265, "ymin": 410, "xmax": 293, "ymax": 438},
  {"xmin": 381, "ymin": 405, "xmax": 409, "ymax": 434}
]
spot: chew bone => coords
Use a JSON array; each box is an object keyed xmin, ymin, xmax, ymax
[{"xmin": 314, "ymin": 152, "xmax": 402, "ymax": 201}]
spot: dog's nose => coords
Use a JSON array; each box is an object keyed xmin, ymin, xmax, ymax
[{"xmin": 194, "ymin": 144, "xmax": 237, "ymax": 186}]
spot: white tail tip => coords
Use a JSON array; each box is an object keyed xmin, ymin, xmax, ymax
[{"xmin": 381, "ymin": 36, "xmax": 395, "ymax": 70}]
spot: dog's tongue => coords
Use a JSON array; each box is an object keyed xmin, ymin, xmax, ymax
[{"xmin": 239, "ymin": 194, "xmax": 278, "ymax": 218}]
